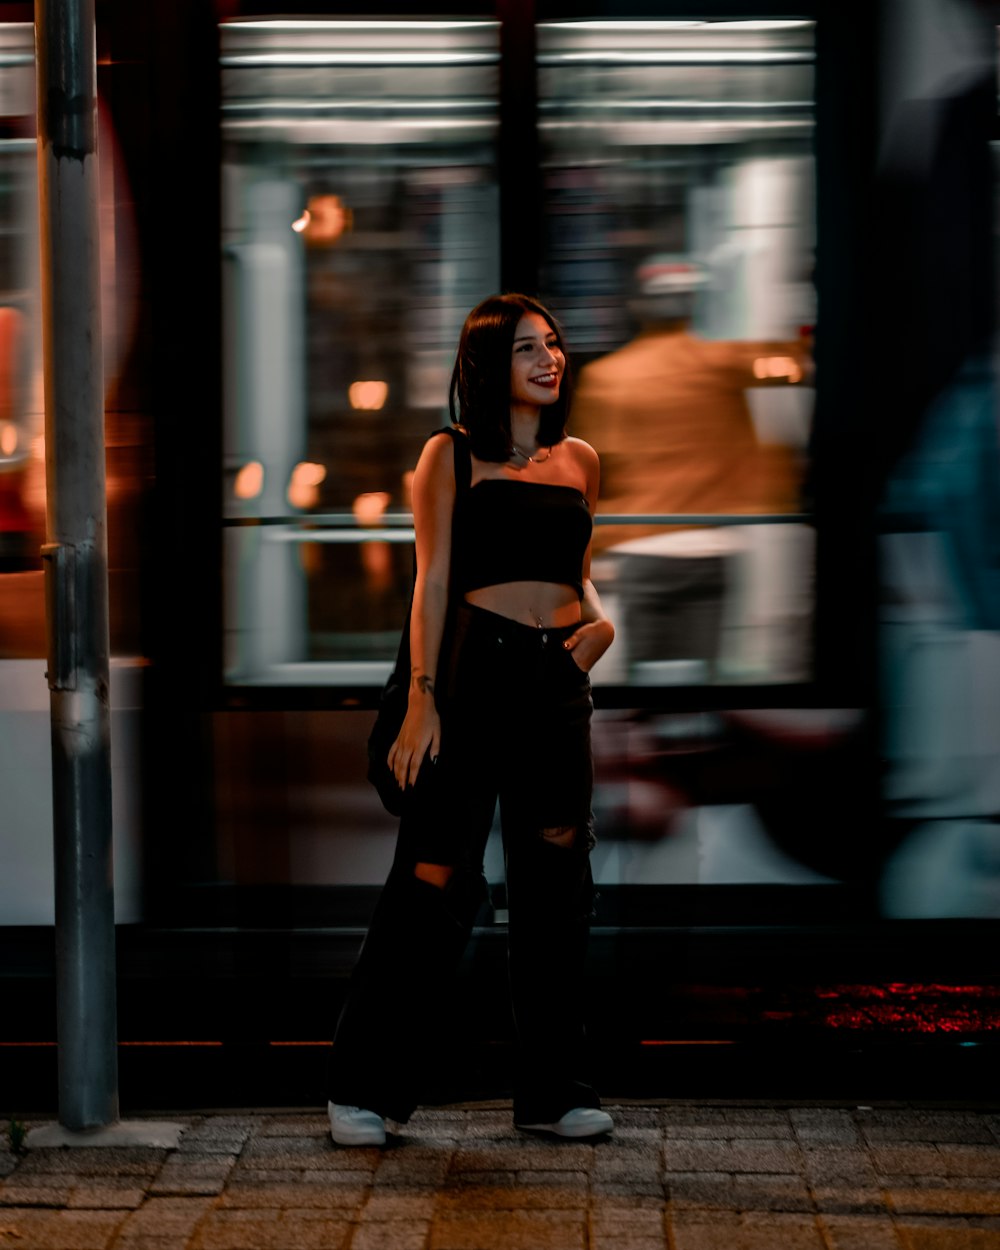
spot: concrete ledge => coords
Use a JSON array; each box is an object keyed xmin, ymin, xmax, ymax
[{"xmin": 25, "ymin": 1120, "xmax": 185, "ymax": 1150}]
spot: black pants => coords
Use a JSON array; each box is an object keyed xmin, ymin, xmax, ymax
[{"xmin": 328, "ymin": 602, "xmax": 600, "ymax": 1125}]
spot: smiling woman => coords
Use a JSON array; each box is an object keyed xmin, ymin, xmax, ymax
[
  {"xmin": 326, "ymin": 293, "xmax": 616, "ymax": 1148},
  {"xmin": 510, "ymin": 311, "xmax": 564, "ymax": 417}
]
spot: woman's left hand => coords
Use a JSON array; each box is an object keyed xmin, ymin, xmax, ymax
[{"xmin": 563, "ymin": 619, "xmax": 615, "ymax": 672}]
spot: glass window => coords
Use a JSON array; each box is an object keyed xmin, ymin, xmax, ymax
[
  {"xmin": 220, "ymin": 18, "xmax": 500, "ymax": 687},
  {"xmin": 538, "ymin": 19, "xmax": 816, "ymax": 686},
  {"xmin": 0, "ymin": 24, "xmax": 44, "ymax": 655},
  {"xmin": 220, "ymin": 16, "xmax": 816, "ymax": 692}
]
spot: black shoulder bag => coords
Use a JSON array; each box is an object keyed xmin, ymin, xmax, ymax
[{"xmin": 366, "ymin": 426, "xmax": 472, "ymax": 817}]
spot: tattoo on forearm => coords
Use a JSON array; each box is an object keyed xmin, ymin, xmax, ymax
[{"xmin": 412, "ymin": 673, "xmax": 435, "ymax": 695}]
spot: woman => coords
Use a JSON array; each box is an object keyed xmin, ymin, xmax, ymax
[{"xmin": 328, "ymin": 294, "xmax": 616, "ymax": 1146}]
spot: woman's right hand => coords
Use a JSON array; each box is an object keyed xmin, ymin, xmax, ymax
[{"xmin": 387, "ymin": 695, "xmax": 441, "ymax": 790}]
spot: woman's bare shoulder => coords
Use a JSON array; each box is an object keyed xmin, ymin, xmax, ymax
[
  {"xmin": 563, "ymin": 435, "xmax": 599, "ymax": 469},
  {"xmin": 419, "ymin": 429, "xmax": 459, "ymax": 466}
]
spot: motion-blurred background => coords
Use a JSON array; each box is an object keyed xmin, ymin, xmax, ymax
[{"xmin": 2, "ymin": 1, "xmax": 999, "ymax": 1109}]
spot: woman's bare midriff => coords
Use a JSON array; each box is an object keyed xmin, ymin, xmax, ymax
[{"xmin": 464, "ymin": 581, "xmax": 582, "ymax": 629}]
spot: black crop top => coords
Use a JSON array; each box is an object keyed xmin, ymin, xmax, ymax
[{"xmin": 453, "ymin": 479, "xmax": 593, "ymax": 599}]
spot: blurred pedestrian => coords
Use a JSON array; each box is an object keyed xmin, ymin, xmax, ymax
[{"xmin": 572, "ymin": 256, "xmax": 808, "ymax": 680}]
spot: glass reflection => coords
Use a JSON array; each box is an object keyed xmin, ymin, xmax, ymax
[
  {"xmin": 540, "ymin": 19, "xmax": 816, "ymax": 685},
  {"xmin": 0, "ymin": 24, "xmax": 44, "ymax": 660},
  {"xmin": 220, "ymin": 18, "xmax": 500, "ymax": 684}
]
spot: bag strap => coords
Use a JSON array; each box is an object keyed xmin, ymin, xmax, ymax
[
  {"xmin": 431, "ymin": 424, "xmax": 472, "ymax": 498},
  {"xmin": 389, "ymin": 426, "xmax": 471, "ymax": 682}
]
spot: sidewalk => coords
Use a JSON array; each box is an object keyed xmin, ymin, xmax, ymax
[{"xmin": 2, "ymin": 1101, "xmax": 1000, "ymax": 1249}]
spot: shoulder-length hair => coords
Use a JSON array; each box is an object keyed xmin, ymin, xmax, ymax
[{"xmin": 448, "ymin": 293, "xmax": 573, "ymax": 462}]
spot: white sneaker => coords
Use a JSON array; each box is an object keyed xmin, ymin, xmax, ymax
[
  {"xmin": 328, "ymin": 1101, "xmax": 386, "ymax": 1146},
  {"xmin": 517, "ymin": 1107, "xmax": 614, "ymax": 1138}
]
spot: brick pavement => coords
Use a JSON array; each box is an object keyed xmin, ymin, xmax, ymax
[{"xmin": 2, "ymin": 1103, "xmax": 1000, "ymax": 1249}]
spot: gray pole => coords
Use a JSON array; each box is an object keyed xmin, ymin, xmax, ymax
[{"xmin": 35, "ymin": 0, "xmax": 119, "ymax": 1130}]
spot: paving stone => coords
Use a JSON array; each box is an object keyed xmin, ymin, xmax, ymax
[
  {"xmin": 668, "ymin": 1209, "xmax": 741, "ymax": 1245},
  {"xmin": 450, "ymin": 1145, "xmax": 591, "ymax": 1173},
  {"xmin": 662, "ymin": 1112, "xmax": 739, "ymax": 1141},
  {"xmin": 592, "ymin": 1178, "xmax": 666, "ymax": 1200},
  {"xmin": 148, "ymin": 1177, "xmax": 228, "ymax": 1198},
  {"xmin": 240, "ymin": 1138, "xmax": 330, "ymax": 1164},
  {"xmin": 112, "ymin": 1236, "xmax": 195, "ymax": 1250},
  {"xmin": 591, "ymin": 1206, "xmax": 664, "ymax": 1233},
  {"xmin": 254, "ymin": 1118, "xmax": 327, "ymax": 1138},
  {"xmin": 590, "ymin": 1194, "xmax": 665, "ymax": 1215},
  {"xmin": 895, "ymin": 1217, "xmax": 1000, "ymax": 1249},
  {"xmin": 117, "ymin": 1196, "xmax": 216, "ymax": 1234},
  {"xmin": 193, "ymin": 1209, "xmax": 352, "ymax": 1249},
  {"xmin": 444, "ymin": 1170, "xmax": 518, "ymax": 1191},
  {"xmin": 405, "ymin": 1110, "xmax": 470, "ymax": 1130},
  {"xmin": 604, "ymin": 1109, "xmax": 661, "ymax": 1130},
  {"xmin": 605, "ymin": 1127, "xmax": 662, "ymax": 1147},
  {"xmin": 887, "ymin": 1183, "xmax": 1000, "ymax": 1217},
  {"xmin": 810, "ymin": 1184, "xmax": 888, "ymax": 1215},
  {"xmin": 177, "ymin": 1129, "xmax": 252, "ymax": 1156},
  {"xmin": 373, "ymin": 1154, "xmax": 453, "ymax": 1189},
  {"xmin": 717, "ymin": 1123, "xmax": 798, "ymax": 1141},
  {"xmin": 725, "ymin": 1110, "xmax": 796, "ymax": 1125},
  {"xmin": 863, "ymin": 1116, "xmax": 996, "ymax": 1146},
  {"xmin": 664, "ymin": 1171, "xmax": 735, "ymax": 1210},
  {"xmin": 802, "ymin": 1146, "xmax": 880, "ymax": 1185},
  {"xmin": 664, "ymin": 1140, "xmax": 804, "ymax": 1174},
  {"xmin": 662, "ymin": 1109, "xmax": 733, "ymax": 1129},
  {"xmin": 234, "ymin": 1144, "xmax": 378, "ymax": 1174},
  {"xmin": 1, "ymin": 1169, "xmax": 81, "ymax": 1189},
  {"xmin": 358, "ymin": 1192, "xmax": 437, "ymax": 1221},
  {"xmin": 67, "ymin": 1186, "xmax": 146, "ymax": 1209},
  {"xmin": 351, "ymin": 1220, "xmax": 432, "ymax": 1250},
  {"xmin": 203, "ymin": 1209, "xmax": 281, "ymax": 1225},
  {"xmin": 0, "ymin": 1184, "xmax": 75, "ymax": 1206},
  {"xmin": 727, "ymin": 1173, "xmax": 815, "ymax": 1213},
  {"xmin": 0, "ymin": 1206, "xmax": 53, "ymax": 1233},
  {"xmin": 871, "ymin": 1146, "xmax": 947, "ymax": 1178},
  {"xmin": 589, "ymin": 1237, "xmax": 664, "ymax": 1250},
  {"xmin": 429, "ymin": 1209, "xmax": 586, "ymax": 1250},
  {"xmin": 516, "ymin": 1170, "xmax": 590, "ymax": 1188},
  {"xmin": 394, "ymin": 1128, "xmax": 463, "ymax": 1149},
  {"xmin": 156, "ymin": 1157, "xmax": 237, "ymax": 1175},
  {"xmin": 669, "ymin": 1210, "xmax": 825, "ymax": 1250},
  {"xmin": 15, "ymin": 1148, "xmax": 166, "ymax": 1178},
  {"xmin": 593, "ymin": 1144, "xmax": 662, "ymax": 1172},
  {"xmin": 217, "ymin": 1181, "xmax": 367, "ymax": 1210},
  {"xmin": 818, "ymin": 1213, "xmax": 904, "ymax": 1248},
  {"xmin": 150, "ymin": 1156, "xmax": 237, "ymax": 1198},
  {"xmin": 790, "ymin": 1111, "xmax": 863, "ymax": 1146},
  {"xmin": 0, "ymin": 1208, "xmax": 127, "ymax": 1249},
  {"xmin": 460, "ymin": 1120, "xmax": 521, "ymax": 1142},
  {"xmin": 437, "ymin": 1181, "xmax": 586, "ymax": 1211},
  {"xmin": 938, "ymin": 1147, "xmax": 1000, "ymax": 1179},
  {"xmin": 227, "ymin": 1167, "xmax": 372, "ymax": 1189},
  {"xmin": 592, "ymin": 1164, "xmax": 664, "ymax": 1191}
]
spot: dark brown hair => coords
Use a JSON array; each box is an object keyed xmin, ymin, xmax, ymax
[{"xmin": 448, "ymin": 293, "xmax": 573, "ymax": 462}]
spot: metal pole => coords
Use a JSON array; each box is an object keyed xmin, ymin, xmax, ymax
[{"xmin": 35, "ymin": 0, "xmax": 118, "ymax": 1130}]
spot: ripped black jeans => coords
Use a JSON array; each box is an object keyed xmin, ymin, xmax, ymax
[{"xmin": 328, "ymin": 602, "xmax": 599, "ymax": 1126}]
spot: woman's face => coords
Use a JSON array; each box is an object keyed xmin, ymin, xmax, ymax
[{"xmin": 509, "ymin": 311, "xmax": 564, "ymax": 411}]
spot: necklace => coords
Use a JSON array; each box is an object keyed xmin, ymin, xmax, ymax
[{"xmin": 510, "ymin": 441, "xmax": 552, "ymax": 465}]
